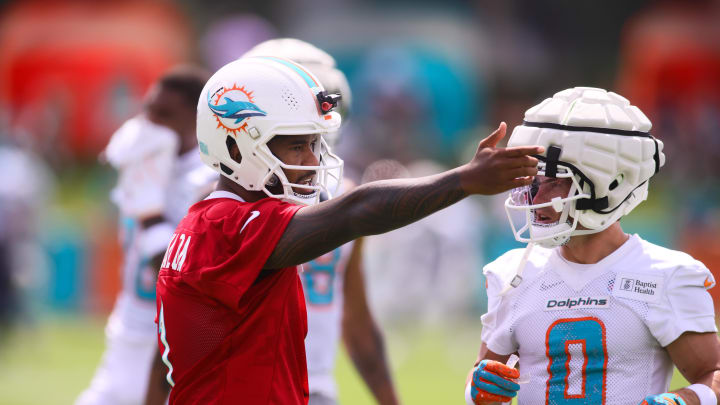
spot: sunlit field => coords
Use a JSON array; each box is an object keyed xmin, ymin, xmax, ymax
[{"xmin": 0, "ymin": 316, "xmax": 691, "ymax": 405}]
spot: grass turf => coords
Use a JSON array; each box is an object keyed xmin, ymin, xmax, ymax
[{"xmin": 0, "ymin": 317, "xmax": 691, "ymax": 404}]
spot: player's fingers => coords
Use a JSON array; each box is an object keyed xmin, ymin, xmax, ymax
[
  {"xmin": 506, "ymin": 176, "xmax": 534, "ymax": 189},
  {"xmin": 475, "ymin": 369, "xmax": 520, "ymax": 392},
  {"xmin": 478, "ymin": 122, "xmax": 507, "ymax": 149},
  {"xmin": 471, "ymin": 376, "xmax": 518, "ymax": 398},
  {"xmin": 501, "ymin": 166, "xmax": 539, "ymax": 180},
  {"xmin": 472, "ymin": 390, "xmax": 513, "ymax": 404},
  {"xmin": 499, "ymin": 145, "xmax": 545, "ymax": 158},
  {"xmin": 484, "ymin": 361, "xmax": 521, "ymax": 380},
  {"xmin": 496, "ymin": 155, "xmax": 540, "ymax": 169}
]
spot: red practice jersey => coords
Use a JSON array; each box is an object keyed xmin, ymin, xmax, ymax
[{"xmin": 156, "ymin": 191, "xmax": 307, "ymax": 404}]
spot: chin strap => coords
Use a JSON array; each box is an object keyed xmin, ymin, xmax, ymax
[{"xmin": 500, "ymin": 242, "xmax": 535, "ymax": 296}]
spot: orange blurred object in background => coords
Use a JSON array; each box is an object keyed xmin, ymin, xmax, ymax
[{"xmin": 0, "ymin": 0, "xmax": 192, "ymax": 161}]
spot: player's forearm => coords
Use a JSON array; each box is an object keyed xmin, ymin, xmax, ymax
[
  {"xmin": 266, "ymin": 169, "xmax": 466, "ymax": 268},
  {"xmin": 344, "ymin": 323, "xmax": 400, "ymax": 405},
  {"xmin": 673, "ymin": 370, "xmax": 720, "ymax": 405},
  {"xmin": 143, "ymin": 349, "xmax": 171, "ymax": 405}
]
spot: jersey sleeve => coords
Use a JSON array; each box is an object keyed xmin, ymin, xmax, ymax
[
  {"xmin": 481, "ymin": 251, "xmax": 521, "ymax": 356},
  {"xmin": 105, "ymin": 117, "xmax": 179, "ymax": 219},
  {"xmin": 647, "ymin": 260, "xmax": 717, "ymax": 347},
  {"xmin": 177, "ymin": 198, "xmax": 301, "ymax": 309}
]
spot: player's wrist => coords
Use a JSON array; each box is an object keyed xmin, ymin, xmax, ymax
[{"xmin": 684, "ymin": 384, "xmax": 717, "ymax": 405}]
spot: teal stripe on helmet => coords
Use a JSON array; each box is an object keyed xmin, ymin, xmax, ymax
[{"xmin": 257, "ymin": 56, "xmax": 319, "ymax": 90}]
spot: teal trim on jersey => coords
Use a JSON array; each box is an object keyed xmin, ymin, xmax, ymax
[
  {"xmin": 546, "ymin": 318, "xmax": 607, "ymax": 404},
  {"xmin": 301, "ymin": 247, "xmax": 341, "ymax": 305},
  {"xmin": 134, "ymin": 257, "xmax": 156, "ymax": 301},
  {"xmin": 159, "ymin": 301, "xmax": 176, "ymax": 387},
  {"xmin": 258, "ymin": 56, "xmax": 318, "ymax": 90},
  {"xmin": 121, "ymin": 217, "xmax": 157, "ymax": 301}
]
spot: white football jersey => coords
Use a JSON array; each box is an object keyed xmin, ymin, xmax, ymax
[
  {"xmin": 301, "ymin": 241, "xmax": 354, "ymax": 399},
  {"xmin": 106, "ymin": 150, "xmax": 216, "ymax": 343},
  {"xmin": 481, "ymin": 234, "xmax": 717, "ymax": 405}
]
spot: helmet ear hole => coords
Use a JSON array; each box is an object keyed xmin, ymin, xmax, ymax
[
  {"xmin": 226, "ymin": 136, "xmax": 241, "ymax": 164},
  {"xmin": 219, "ymin": 163, "xmax": 233, "ymax": 175}
]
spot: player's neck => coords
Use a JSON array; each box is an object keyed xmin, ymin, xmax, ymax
[
  {"xmin": 559, "ymin": 223, "xmax": 629, "ymax": 265},
  {"xmin": 215, "ymin": 177, "xmax": 267, "ymax": 202}
]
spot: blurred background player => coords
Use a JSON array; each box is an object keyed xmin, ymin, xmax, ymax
[
  {"xmin": 243, "ymin": 38, "xmax": 401, "ymax": 405},
  {"xmin": 0, "ymin": 130, "xmax": 53, "ymax": 343},
  {"xmin": 466, "ymin": 87, "xmax": 720, "ymax": 405},
  {"xmin": 75, "ymin": 66, "xmax": 216, "ymax": 405}
]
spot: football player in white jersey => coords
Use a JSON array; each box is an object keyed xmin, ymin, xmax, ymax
[
  {"xmin": 76, "ymin": 66, "xmax": 217, "ymax": 405},
  {"xmin": 243, "ymin": 39, "xmax": 401, "ymax": 405},
  {"xmin": 465, "ymin": 87, "xmax": 720, "ymax": 405}
]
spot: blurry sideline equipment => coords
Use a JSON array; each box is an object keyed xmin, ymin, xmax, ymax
[{"xmin": 0, "ymin": 1, "xmax": 191, "ymax": 160}]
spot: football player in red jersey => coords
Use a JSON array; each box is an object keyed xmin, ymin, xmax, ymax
[
  {"xmin": 155, "ymin": 56, "xmax": 543, "ymax": 405},
  {"xmin": 243, "ymin": 38, "xmax": 400, "ymax": 405}
]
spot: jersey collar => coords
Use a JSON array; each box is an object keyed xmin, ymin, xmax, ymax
[
  {"xmin": 205, "ymin": 190, "xmax": 246, "ymax": 203},
  {"xmin": 548, "ymin": 234, "xmax": 641, "ymax": 292}
]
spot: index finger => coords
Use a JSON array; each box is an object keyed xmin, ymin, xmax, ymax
[{"xmin": 499, "ymin": 145, "xmax": 545, "ymax": 158}]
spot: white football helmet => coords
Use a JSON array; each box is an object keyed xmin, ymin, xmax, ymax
[
  {"xmin": 505, "ymin": 87, "xmax": 665, "ymax": 248},
  {"xmin": 242, "ymin": 38, "xmax": 352, "ymax": 146},
  {"xmin": 196, "ymin": 56, "xmax": 343, "ymax": 206}
]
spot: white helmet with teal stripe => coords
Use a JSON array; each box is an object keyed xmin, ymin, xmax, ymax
[
  {"xmin": 196, "ymin": 56, "xmax": 343, "ymax": 205},
  {"xmin": 242, "ymin": 38, "xmax": 352, "ymax": 146}
]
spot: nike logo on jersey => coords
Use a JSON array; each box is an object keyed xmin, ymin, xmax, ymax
[
  {"xmin": 540, "ymin": 280, "xmax": 564, "ymax": 290},
  {"xmin": 240, "ymin": 211, "xmax": 260, "ymax": 234},
  {"xmin": 704, "ymin": 276, "xmax": 715, "ymax": 289}
]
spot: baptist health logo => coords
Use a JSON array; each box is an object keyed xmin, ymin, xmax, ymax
[
  {"xmin": 620, "ymin": 278, "xmax": 657, "ymax": 295},
  {"xmin": 208, "ymin": 84, "xmax": 267, "ymax": 136}
]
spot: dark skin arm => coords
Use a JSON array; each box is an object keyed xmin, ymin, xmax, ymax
[
  {"xmin": 342, "ymin": 238, "xmax": 400, "ymax": 405},
  {"xmin": 665, "ymin": 332, "xmax": 720, "ymax": 404},
  {"xmin": 144, "ymin": 349, "xmax": 170, "ymax": 405},
  {"xmin": 265, "ymin": 123, "xmax": 542, "ymax": 269}
]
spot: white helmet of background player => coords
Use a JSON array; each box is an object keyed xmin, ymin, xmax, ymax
[
  {"xmin": 242, "ymin": 38, "xmax": 352, "ymax": 146},
  {"xmin": 196, "ymin": 56, "xmax": 343, "ymax": 205},
  {"xmin": 504, "ymin": 87, "xmax": 665, "ymax": 248}
]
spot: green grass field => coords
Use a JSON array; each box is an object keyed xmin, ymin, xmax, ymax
[{"xmin": 0, "ymin": 316, "xmax": 691, "ymax": 405}]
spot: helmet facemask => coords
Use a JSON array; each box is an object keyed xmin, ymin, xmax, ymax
[
  {"xmin": 505, "ymin": 160, "xmax": 592, "ymax": 248},
  {"xmin": 255, "ymin": 131, "xmax": 343, "ymax": 206}
]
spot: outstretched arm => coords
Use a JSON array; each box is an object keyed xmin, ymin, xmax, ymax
[
  {"xmin": 341, "ymin": 238, "xmax": 400, "ymax": 405},
  {"xmin": 265, "ymin": 123, "xmax": 542, "ymax": 269}
]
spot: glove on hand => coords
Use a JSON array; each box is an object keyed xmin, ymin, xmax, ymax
[
  {"xmin": 640, "ymin": 393, "xmax": 688, "ymax": 405},
  {"xmin": 466, "ymin": 360, "xmax": 520, "ymax": 404}
]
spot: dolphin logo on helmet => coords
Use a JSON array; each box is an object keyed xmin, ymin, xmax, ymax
[{"xmin": 208, "ymin": 96, "xmax": 267, "ymax": 124}]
